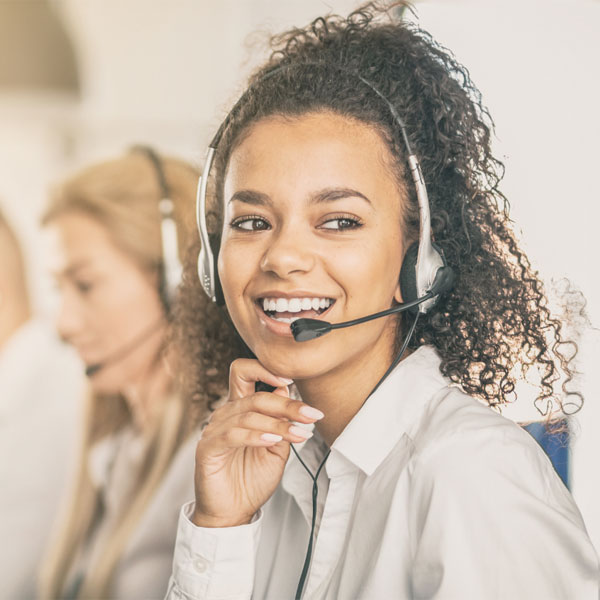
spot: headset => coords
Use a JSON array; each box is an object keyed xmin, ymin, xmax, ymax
[
  {"xmin": 84, "ymin": 146, "xmax": 183, "ymax": 377},
  {"xmin": 194, "ymin": 66, "xmax": 455, "ymax": 599},
  {"xmin": 133, "ymin": 145, "xmax": 183, "ymax": 313},
  {"xmin": 196, "ymin": 65, "xmax": 453, "ymax": 323}
]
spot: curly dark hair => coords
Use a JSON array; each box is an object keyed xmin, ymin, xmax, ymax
[{"xmin": 175, "ymin": 1, "xmax": 582, "ymax": 419}]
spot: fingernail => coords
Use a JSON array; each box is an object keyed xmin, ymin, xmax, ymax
[
  {"xmin": 289, "ymin": 425, "xmax": 313, "ymax": 440},
  {"xmin": 278, "ymin": 377, "xmax": 294, "ymax": 385},
  {"xmin": 299, "ymin": 405, "xmax": 324, "ymax": 420},
  {"xmin": 260, "ymin": 433, "xmax": 283, "ymax": 443}
]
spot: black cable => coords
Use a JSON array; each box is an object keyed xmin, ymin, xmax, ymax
[
  {"xmin": 369, "ymin": 311, "xmax": 420, "ymax": 397},
  {"xmin": 291, "ymin": 445, "xmax": 331, "ymax": 600},
  {"xmin": 291, "ymin": 311, "xmax": 420, "ymax": 598}
]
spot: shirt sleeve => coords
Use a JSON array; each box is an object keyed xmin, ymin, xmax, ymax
[
  {"xmin": 408, "ymin": 424, "xmax": 600, "ymax": 600},
  {"xmin": 165, "ymin": 501, "xmax": 262, "ymax": 600}
]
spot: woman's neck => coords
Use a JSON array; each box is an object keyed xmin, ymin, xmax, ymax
[
  {"xmin": 122, "ymin": 349, "xmax": 174, "ymax": 432},
  {"xmin": 294, "ymin": 325, "xmax": 398, "ymax": 447}
]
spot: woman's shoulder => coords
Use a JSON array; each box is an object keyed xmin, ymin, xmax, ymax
[
  {"xmin": 407, "ymin": 386, "xmax": 578, "ymax": 517},
  {"xmin": 411, "ymin": 384, "xmax": 542, "ymax": 465}
]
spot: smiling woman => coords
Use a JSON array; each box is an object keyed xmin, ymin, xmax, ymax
[{"xmin": 168, "ymin": 2, "xmax": 598, "ymax": 599}]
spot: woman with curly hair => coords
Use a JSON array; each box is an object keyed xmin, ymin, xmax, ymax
[{"xmin": 167, "ymin": 3, "xmax": 598, "ymax": 598}]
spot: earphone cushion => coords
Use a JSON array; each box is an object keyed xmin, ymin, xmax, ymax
[{"xmin": 399, "ymin": 242, "xmax": 419, "ymax": 305}]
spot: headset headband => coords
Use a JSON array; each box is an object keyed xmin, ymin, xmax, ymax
[
  {"xmin": 196, "ymin": 64, "xmax": 445, "ymax": 313},
  {"xmin": 132, "ymin": 145, "xmax": 183, "ymax": 311}
]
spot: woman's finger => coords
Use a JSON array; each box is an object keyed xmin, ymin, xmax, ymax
[
  {"xmin": 208, "ymin": 410, "xmax": 314, "ymax": 444},
  {"xmin": 211, "ymin": 391, "xmax": 324, "ymax": 426},
  {"xmin": 228, "ymin": 358, "xmax": 293, "ymax": 401}
]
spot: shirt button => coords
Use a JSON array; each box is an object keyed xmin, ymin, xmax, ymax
[{"xmin": 194, "ymin": 556, "xmax": 209, "ymax": 573}]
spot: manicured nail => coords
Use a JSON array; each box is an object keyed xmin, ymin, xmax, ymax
[
  {"xmin": 289, "ymin": 425, "xmax": 313, "ymax": 440},
  {"xmin": 260, "ymin": 433, "xmax": 283, "ymax": 443},
  {"xmin": 299, "ymin": 405, "xmax": 324, "ymax": 420},
  {"xmin": 278, "ymin": 377, "xmax": 294, "ymax": 385}
]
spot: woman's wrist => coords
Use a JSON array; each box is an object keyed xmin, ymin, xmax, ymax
[{"xmin": 191, "ymin": 509, "xmax": 253, "ymax": 528}]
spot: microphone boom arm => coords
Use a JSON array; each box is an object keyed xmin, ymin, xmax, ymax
[{"xmin": 291, "ymin": 291, "xmax": 434, "ymax": 342}]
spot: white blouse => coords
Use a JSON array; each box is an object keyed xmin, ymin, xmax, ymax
[
  {"xmin": 64, "ymin": 426, "xmax": 198, "ymax": 600},
  {"xmin": 166, "ymin": 346, "xmax": 599, "ymax": 599}
]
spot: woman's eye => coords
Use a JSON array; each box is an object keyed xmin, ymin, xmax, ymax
[
  {"xmin": 230, "ymin": 216, "xmax": 271, "ymax": 231},
  {"xmin": 319, "ymin": 216, "xmax": 363, "ymax": 231},
  {"xmin": 75, "ymin": 280, "xmax": 94, "ymax": 294}
]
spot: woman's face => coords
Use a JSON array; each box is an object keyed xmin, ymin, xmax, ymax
[
  {"xmin": 47, "ymin": 212, "xmax": 166, "ymax": 394},
  {"xmin": 219, "ymin": 111, "xmax": 406, "ymax": 380}
]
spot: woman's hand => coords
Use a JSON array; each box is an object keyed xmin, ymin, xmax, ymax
[{"xmin": 192, "ymin": 359, "xmax": 324, "ymax": 528}]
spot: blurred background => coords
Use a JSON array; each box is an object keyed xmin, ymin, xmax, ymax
[{"xmin": 1, "ymin": 0, "xmax": 598, "ymax": 557}]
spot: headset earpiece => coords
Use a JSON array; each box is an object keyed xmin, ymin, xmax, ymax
[
  {"xmin": 209, "ymin": 233, "xmax": 225, "ymax": 306},
  {"xmin": 197, "ymin": 233, "xmax": 225, "ymax": 306},
  {"xmin": 399, "ymin": 241, "xmax": 450, "ymax": 315}
]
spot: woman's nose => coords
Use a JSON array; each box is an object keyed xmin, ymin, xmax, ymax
[
  {"xmin": 55, "ymin": 292, "xmax": 84, "ymax": 343},
  {"xmin": 259, "ymin": 228, "xmax": 316, "ymax": 279}
]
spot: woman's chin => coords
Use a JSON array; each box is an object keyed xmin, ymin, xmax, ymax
[{"xmin": 253, "ymin": 350, "xmax": 333, "ymax": 382}]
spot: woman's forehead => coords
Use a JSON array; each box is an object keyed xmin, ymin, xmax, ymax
[{"xmin": 225, "ymin": 111, "xmax": 403, "ymax": 201}]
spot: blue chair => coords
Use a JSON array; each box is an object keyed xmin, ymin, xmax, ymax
[{"xmin": 522, "ymin": 419, "xmax": 570, "ymax": 489}]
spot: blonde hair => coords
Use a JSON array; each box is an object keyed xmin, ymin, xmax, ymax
[{"xmin": 39, "ymin": 150, "xmax": 202, "ymax": 599}]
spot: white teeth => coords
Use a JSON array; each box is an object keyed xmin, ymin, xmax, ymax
[
  {"xmin": 288, "ymin": 298, "xmax": 301, "ymax": 313},
  {"xmin": 261, "ymin": 296, "xmax": 334, "ymax": 313}
]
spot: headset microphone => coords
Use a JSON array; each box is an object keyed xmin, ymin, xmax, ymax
[
  {"xmin": 84, "ymin": 317, "xmax": 165, "ymax": 377},
  {"xmin": 291, "ymin": 265, "xmax": 454, "ymax": 342}
]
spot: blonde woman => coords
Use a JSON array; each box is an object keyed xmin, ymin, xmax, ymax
[{"xmin": 39, "ymin": 148, "xmax": 203, "ymax": 600}]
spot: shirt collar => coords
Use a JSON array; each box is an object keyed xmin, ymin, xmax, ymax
[
  {"xmin": 330, "ymin": 345, "xmax": 448, "ymax": 477},
  {"xmin": 282, "ymin": 345, "xmax": 450, "ymax": 500}
]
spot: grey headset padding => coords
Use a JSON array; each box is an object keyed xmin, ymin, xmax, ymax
[{"xmin": 399, "ymin": 242, "xmax": 419, "ymax": 307}]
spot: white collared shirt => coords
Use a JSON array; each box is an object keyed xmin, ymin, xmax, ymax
[{"xmin": 166, "ymin": 346, "xmax": 599, "ymax": 600}]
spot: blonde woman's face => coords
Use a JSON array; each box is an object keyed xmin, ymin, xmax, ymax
[
  {"xmin": 47, "ymin": 212, "xmax": 166, "ymax": 394},
  {"xmin": 219, "ymin": 111, "xmax": 406, "ymax": 380}
]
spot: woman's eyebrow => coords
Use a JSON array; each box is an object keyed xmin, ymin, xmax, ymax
[
  {"xmin": 50, "ymin": 259, "xmax": 92, "ymax": 279},
  {"xmin": 310, "ymin": 187, "xmax": 371, "ymax": 205},
  {"xmin": 228, "ymin": 187, "xmax": 371, "ymax": 206},
  {"xmin": 228, "ymin": 190, "xmax": 271, "ymax": 206}
]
